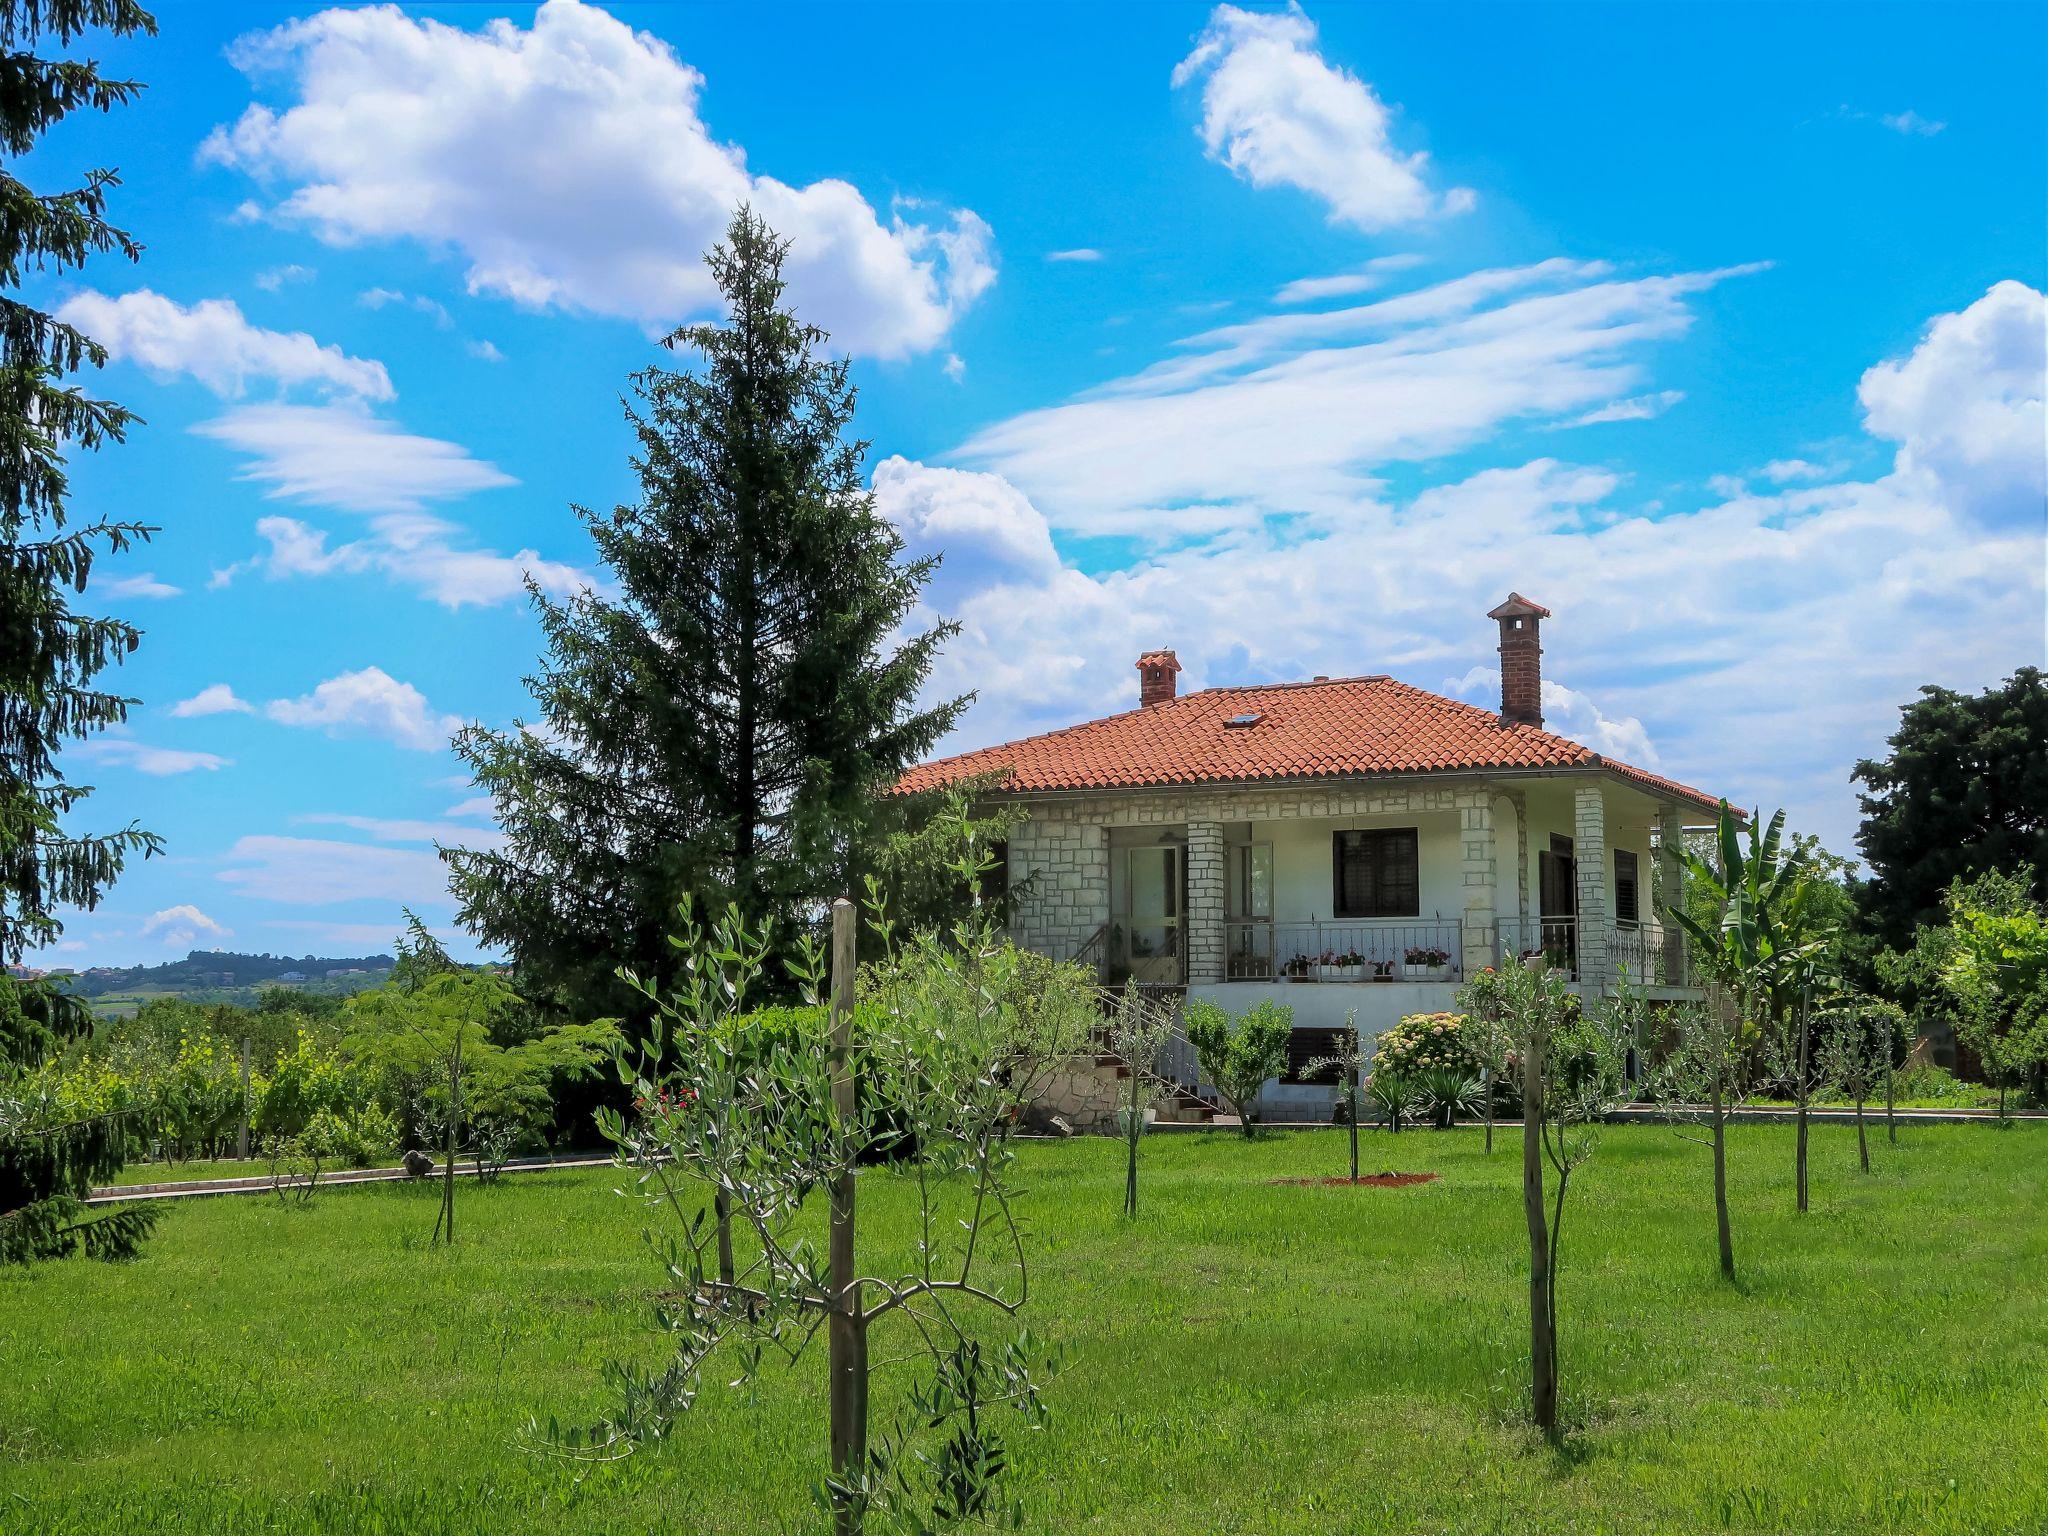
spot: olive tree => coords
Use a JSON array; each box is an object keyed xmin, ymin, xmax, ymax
[
  {"xmin": 1105, "ymin": 984, "xmax": 1175, "ymax": 1216},
  {"xmin": 1817, "ymin": 994, "xmax": 1903, "ymax": 1173},
  {"xmin": 544, "ymin": 882, "xmax": 1087, "ymax": 1535},
  {"xmin": 1305, "ymin": 1010, "xmax": 1367, "ymax": 1181},
  {"xmin": 1183, "ymin": 997, "xmax": 1290, "ymax": 1138}
]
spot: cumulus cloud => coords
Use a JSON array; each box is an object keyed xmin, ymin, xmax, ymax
[
  {"xmin": 56, "ymin": 289, "xmax": 392, "ymax": 399},
  {"xmin": 219, "ymin": 835, "xmax": 453, "ymax": 907},
  {"xmin": 959, "ymin": 259, "xmax": 1758, "ymax": 534},
  {"xmin": 203, "ymin": 0, "xmax": 994, "ymax": 357},
  {"xmin": 1172, "ymin": 3, "xmax": 1472, "ymax": 230},
  {"xmin": 170, "ymin": 684, "xmax": 256, "ymax": 718},
  {"xmin": 81, "ymin": 739, "xmax": 232, "ymax": 775},
  {"xmin": 141, "ymin": 904, "xmax": 233, "ymax": 947},
  {"xmin": 1881, "ymin": 110, "xmax": 1946, "ymax": 137},
  {"xmin": 265, "ymin": 666, "xmax": 462, "ymax": 751},
  {"xmin": 1857, "ymin": 278, "xmax": 2045, "ymax": 524}
]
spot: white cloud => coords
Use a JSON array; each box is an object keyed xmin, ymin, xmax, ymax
[
  {"xmin": 262, "ymin": 917, "xmax": 437, "ymax": 950},
  {"xmin": 887, "ymin": 282, "xmax": 2043, "ymax": 856},
  {"xmin": 219, "ymin": 835, "xmax": 453, "ymax": 908},
  {"xmin": 1046, "ymin": 248, "xmax": 1103, "ymax": 263},
  {"xmin": 215, "ymin": 509, "xmax": 593, "ymax": 610},
  {"xmin": 96, "ymin": 571, "xmax": 182, "ymax": 599},
  {"xmin": 81, "ymin": 739, "xmax": 232, "ymax": 776},
  {"xmin": 170, "ymin": 683, "xmax": 256, "ymax": 718},
  {"xmin": 959, "ymin": 259, "xmax": 1757, "ymax": 534},
  {"xmin": 204, "ymin": 0, "xmax": 994, "ymax": 358},
  {"xmin": 466, "ymin": 338, "xmax": 504, "ymax": 363},
  {"xmin": 56, "ymin": 289, "xmax": 392, "ymax": 400},
  {"xmin": 265, "ymin": 666, "xmax": 462, "ymax": 751},
  {"xmin": 1445, "ymin": 668, "xmax": 1658, "ymax": 765},
  {"xmin": 1568, "ymin": 390, "xmax": 1684, "ymax": 426},
  {"xmin": 442, "ymin": 795, "xmax": 495, "ymax": 819},
  {"xmin": 1172, "ymin": 3, "xmax": 1472, "ymax": 230},
  {"xmin": 296, "ymin": 812, "xmax": 504, "ymax": 850},
  {"xmin": 942, "ymin": 353, "xmax": 966, "ymax": 384},
  {"xmin": 193, "ymin": 400, "xmax": 514, "ymax": 514},
  {"xmin": 141, "ymin": 904, "xmax": 233, "ymax": 947},
  {"xmin": 255, "ymin": 263, "xmax": 315, "ymax": 291},
  {"xmin": 1857, "ymin": 278, "xmax": 2044, "ymax": 525},
  {"xmin": 1762, "ymin": 458, "xmax": 1833, "ymax": 483},
  {"xmin": 1273, "ymin": 254, "xmax": 1424, "ymax": 305},
  {"xmin": 358, "ymin": 287, "xmax": 452, "ymax": 327},
  {"xmin": 1881, "ymin": 110, "xmax": 1945, "ymax": 137}
]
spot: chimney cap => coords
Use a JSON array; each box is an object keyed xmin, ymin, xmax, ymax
[
  {"xmin": 1135, "ymin": 649, "xmax": 1181, "ymax": 672},
  {"xmin": 1487, "ymin": 592, "xmax": 1552, "ymax": 621}
]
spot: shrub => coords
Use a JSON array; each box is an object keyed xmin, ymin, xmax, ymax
[
  {"xmin": 306, "ymin": 1103, "xmax": 398, "ymax": 1169},
  {"xmin": 1415, "ymin": 1066, "xmax": 1482, "ymax": 1129},
  {"xmin": 1373, "ymin": 1012, "xmax": 1481, "ymax": 1080},
  {"xmin": 1184, "ymin": 997, "xmax": 1292, "ymax": 1136}
]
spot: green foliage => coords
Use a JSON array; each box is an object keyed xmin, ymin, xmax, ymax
[
  {"xmin": 1937, "ymin": 867, "xmax": 2048, "ymax": 1106},
  {"xmin": 303, "ymin": 1102, "xmax": 397, "ymax": 1170},
  {"xmin": 1183, "ymin": 997, "xmax": 1290, "ymax": 1137},
  {"xmin": 442, "ymin": 208, "xmax": 965, "ymax": 1025},
  {"xmin": 1364, "ymin": 1067, "xmax": 1418, "ymax": 1132},
  {"xmin": 1854, "ymin": 668, "xmax": 2048, "ymax": 947},
  {"xmin": 1414, "ymin": 1066, "xmax": 1483, "ymax": 1130},
  {"xmin": 864, "ymin": 785, "xmax": 1029, "ymax": 953}
]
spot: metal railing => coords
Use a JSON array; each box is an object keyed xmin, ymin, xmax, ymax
[
  {"xmin": 1493, "ymin": 915, "xmax": 1693, "ymax": 988},
  {"xmin": 1223, "ymin": 917, "xmax": 1464, "ymax": 983}
]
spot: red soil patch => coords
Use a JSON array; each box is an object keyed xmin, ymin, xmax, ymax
[{"xmin": 1266, "ymin": 1172, "xmax": 1439, "ymax": 1189}]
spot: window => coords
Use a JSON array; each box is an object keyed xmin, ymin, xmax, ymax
[
  {"xmin": 1284, "ymin": 1027, "xmax": 1347, "ymax": 1085},
  {"xmin": 1332, "ymin": 829, "xmax": 1419, "ymax": 918},
  {"xmin": 1615, "ymin": 848, "xmax": 1640, "ymax": 925}
]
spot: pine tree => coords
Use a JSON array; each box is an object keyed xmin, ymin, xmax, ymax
[
  {"xmin": 1, "ymin": 0, "xmax": 161, "ymax": 963},
  {"xmin": 444, "ymin": 209, "xmax": 963, "ymax": 1020},
  {"xmin": 0, "ymin": 0, "xmax": 160, "ymax": 1265}
]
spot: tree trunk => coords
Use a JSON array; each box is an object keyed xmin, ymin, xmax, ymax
[
  {"xmin": 1712, "ymin": 1068, "xmax": 1734, "ymax": 1283},
  {"xmin": 437, "ymin": 1036, "xmax": 461, "ymax": 1245},
  {"xmin": 715, "ymin": 1190, "xmax": 736, "ymax": 1286},
  {"xmin": 1484, "ymin": 1078, "xmax": 1494, "ymax": 1155},
  {"xmin": 1856, "ymin": 1098, "xmax": 1870, "ymax": 1173},
  {"xmin": 1347, "ymin": 1085, "xmax": 1360, "ymax": 1182},
  {"xmin": 1885, "ymin": 1058, "xmax": 1897, "ymax": 1145},
  {"xmin": 1794, "ymin": 990, "xmax": 1811, "ymax": 1214},
  {"xmin": 825, "ymin": 898, "xmax": 867, "ymax": 1534},
  {"xmin": 1522, "ymin": 1027, "xmax": 1556, "ymax": 1436},
  {"xmin": 1124, "ymin": 1067, "xmax": 1141, "ymax": 1217}
]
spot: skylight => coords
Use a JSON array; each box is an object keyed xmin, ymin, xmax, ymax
[{"xmin": 1224, "ymin": 711, "xmax": 1262, "ymax": 728}]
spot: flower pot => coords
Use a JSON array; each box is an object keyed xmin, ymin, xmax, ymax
[
  {"xmin": 1404, "ymin": 962, "xmax": 1451, "ymax": 983},
  {"xmin": 1319, "ymin": 964, "xmax": 1363, "ymax": 983}
]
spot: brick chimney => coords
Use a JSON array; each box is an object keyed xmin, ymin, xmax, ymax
[
  {"xmin": 1136, "ymin": 649, "xmax": 1181, "ymax": 708},
  {"xmin": 1486, "ymin": 593, "xmax": 1551, "ymax": 728}
]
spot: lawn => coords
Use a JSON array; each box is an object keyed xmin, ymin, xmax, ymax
[{"xmin": 3, "ymin": 1123, "xmax": 2044, "ymax": 1535}]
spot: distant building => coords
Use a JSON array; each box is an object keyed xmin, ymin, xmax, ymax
[{"xmin": 278, "ymin": 971, "xmax": 307, "ymax": 983}]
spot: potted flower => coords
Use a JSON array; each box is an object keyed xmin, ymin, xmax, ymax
[
  {"xmin": 1403, "ymin": 945, "xmax": 1452, "ymax": 982},
  {"xmin": 1370, "ymin": 958, "xmax": 1397, "ymax": 982},
  {"xmin": 1319, "ymin": 947, "xmax": 1366, "ymax": 983},
  {"xmin": 1282, "ymin": 952, "xmax": 1316, "ymax": 982}
]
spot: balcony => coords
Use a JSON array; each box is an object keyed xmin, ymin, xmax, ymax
[{"xmin": 1493, "ymin": 915, "xmax": 1693, "ymax": 989}]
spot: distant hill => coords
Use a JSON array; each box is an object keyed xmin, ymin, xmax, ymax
[{"xmin": 46, "ymin": 950, "xmax": 398, "ymax": 1016}]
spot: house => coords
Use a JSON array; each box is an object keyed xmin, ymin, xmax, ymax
[{"xmin": 899, "ymin": 595, "xmax": 1724, "ymax": 1118}]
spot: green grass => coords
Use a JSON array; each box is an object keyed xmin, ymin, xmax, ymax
[{"xmin": 4, "ymin": 1123, "xmax": 2045, "ymax": 1534}]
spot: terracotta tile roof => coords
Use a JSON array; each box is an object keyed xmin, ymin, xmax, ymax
[{"xmin": 896, "ymin": 674, "xmax": 1725, "ymax": 813}]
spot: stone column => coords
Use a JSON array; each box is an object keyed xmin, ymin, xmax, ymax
[
  {"xmin": 1184, "ymin": 820, "xmax": 1226, "ymax": 984},
  {"xmin": 1573, "ymin": 784, "xmax": 1612, "ymax": 993},
  {"xmin": 1658, "ymin": 803, "xmax": 1687, "ymax": 985},
  {"xmin": 1456, "ymin": 788, "xmax": 1497, "ymax": 979}
]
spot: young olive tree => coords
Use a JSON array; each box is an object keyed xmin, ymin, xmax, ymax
[
  {"xmin": 1459, "ymin": 959, "xmax": 1625, "ymax": 1437},
  {"xmin": 1458, "ymin": 990, "xmax": 1515, "ymax": 1153},
  {"xmin": 1105, "ymin": 984, "xmax": 1175, "ymax": 1216},
  {"xmin": 544, "ymin": 877, "xmax": 1088, "ymax": 1535},
  {"xmin": 1183, "ymin": 997, "xmax": 1290, "ymax": 1139},
  {"xmin": 1816, "ymin": 994, "xmax": 1901, "ymax": 1173},
  {"xmin": 1304, "ymin": 1010, "xmax": 1367, "ymax": 1181}
]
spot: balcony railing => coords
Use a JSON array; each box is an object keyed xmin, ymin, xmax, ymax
[
  {"xmin": 1493, "ymin": 915, "xmax": 1692, "ymax": 988},
  {"xmin": 1223, "ymin": 918, "xmax": 1465, "ymax": 983}
]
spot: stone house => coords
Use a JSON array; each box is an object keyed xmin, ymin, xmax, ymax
[{"xmin": 898, "ymin": 595, "xmax": 1725, "ymax": 1119}]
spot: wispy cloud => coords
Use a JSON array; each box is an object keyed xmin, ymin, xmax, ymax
[{"xmin": 1046, "ymin": 248, "xmax": 1103, "ymax": 263}]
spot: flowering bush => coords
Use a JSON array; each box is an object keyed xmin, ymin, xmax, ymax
[{"xmin": 1373, "ymin": 1011, "xmax": 1482, "ymax": 1080}]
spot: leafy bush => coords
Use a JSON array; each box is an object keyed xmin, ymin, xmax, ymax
[
  {"xmin": 1373, "ymin": 1012, "xmax": 1481, "ymax": 1080},
  {"xmin": 255, "ymin": 1029, "xmax": 358, "ymax": 1140},
  {"xmin": 1184, "ymin": 997, "xmax": 1291, "ymax": 1136},
  {"xmin": 1415, "ymin": 1066, "xmax": 1482, "ymax": 1129},
  {"xmin": 306, "ymin": 1103, "xmax": 398, "ymax": 1169}
]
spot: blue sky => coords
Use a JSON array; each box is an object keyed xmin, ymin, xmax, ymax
[{"xmin": 24, "ymin": 1, "xmax": 2045, "ymax": 965}]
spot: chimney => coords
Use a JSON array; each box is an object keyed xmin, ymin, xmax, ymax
[
  {"xmin": 1136, "ymin": 649, "xmax": 1181, "ymax": 708},
  {"xmin": 1486, "ymin": 593, "xmax": 1552, "ymax": 728}
]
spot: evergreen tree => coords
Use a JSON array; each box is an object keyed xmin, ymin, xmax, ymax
[
  {"xmin": 0, "ymin": 0, "xmax": 160, "ymax": 1264},
  {"xmin": 445, "ymin": 209, "xmax": 963, "ymax": 1019},
  {"xmin": 1, "ymin": 0, "xmax": 161, "ymax": 964}
]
